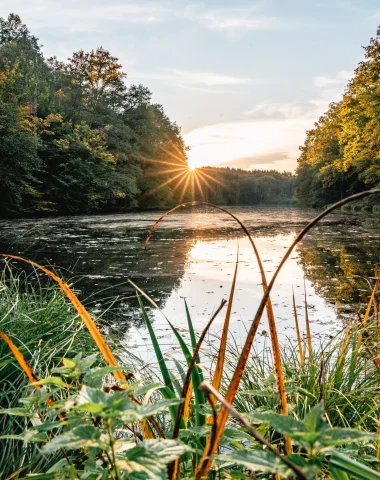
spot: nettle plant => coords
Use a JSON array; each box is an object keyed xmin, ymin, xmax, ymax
[
  {"xmin": 1, "ymin": 353, "xmax": 380, "ymax": 479},
  {"xmin": 1, "ymin": 353, "xmax": 191, "ymax": 479}
]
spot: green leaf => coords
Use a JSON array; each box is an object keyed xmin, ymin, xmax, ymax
[
  {"xmin": 249, "ymin": 411, "xmax": 306, "ymax": 437},
  {"xmin": 329, "ymin": 452, "xmax": 380, "ymax": 480},
  {"xmin": 31, "ymin": 376, "xmax": 67, "ymax": 387},
  {"xmin": 139, "ymin": 399, "xmax": 183, "ymax": 419},
  {"xmin": 36, "ymin": 420, "xmax": 64, "ymax": 432},
  {"xmin": 217, "ymin": 450, "xmax": 291, "ymax": 476},
  {"xmin": 139, "ymin": 439, "xmax": 192, "ymax": 462},
  {"xmin": 62, "ymin": 358, "xmax": 76, "ymax": 369},
  {"xmin": 158, "ymin": 386, "xmax": 185, "ymax": 428},
  {"xmin": 330, "ymin": 466, "xmax": 350, "ymax": 480},
  {"xmin": 168, "ymin": 320, "xmax": 206, "ymax": 426},
  {"xmin": 0, "ymin": 407, "xmax": 31, "ymax": 416},
  {"xmin": 179, "ymin": 424, "xmax": 212, "ymax": 438},
  {"xmin": 303, "ymin": 403, "xmax": 326, "ymax": 433},
  {"xmin": 77, "ymin": 385, "xmax": 108, "ymax": 409},
  {"xmin": 117, "ymin": 439, "xmax": 191, "ymax": 479},
  {"xmin": 83, "ymin": 366, "xmax": 126, "ymax": 386},
  {"xmin": 42, "ymin": 425, "xmax": 103, "ymax": 453},
  {"xmin": 221, "ymin": 428, "xmax": 255, "ymax": 444},
  {"xmin": 137, "ymin": 293, "xmax": 175, "ymax": 394},
  {"xmin": 184, "ymin": 299, "xmax": 201, "ymax": 368},
  {"xmin": 320, "ymin": 428, "xmax": 378, "ymax": 447}
]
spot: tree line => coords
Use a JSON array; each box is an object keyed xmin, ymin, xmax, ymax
[
  {"xmin": 192, "ymin": 167, "xmax": 295, "ymax": 205},
  {"xmin": 295, "ymin": 27, "xmax": 380, "ymax": 208},
  {"xmin": 0, "ymin": 14, "xmax": 294, "ymax": 217},
  {"xmin": 0, "ymin": 14, "xmax": 190, "ymax": 216}
]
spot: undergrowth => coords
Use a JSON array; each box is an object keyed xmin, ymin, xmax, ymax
[{"xmin": 0, "ymin": 191, "xmax": 380, "ymax": 479}]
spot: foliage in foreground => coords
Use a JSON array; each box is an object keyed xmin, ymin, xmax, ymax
[
  {"xmin": 1, "ymin": 272, "xmax": 380, "ymax": 479},
  {"xmin": 1, "ymin": 194, "xmax": 380, "ymax": 478},
  {"xmin": 0, "ymin": 349, "xmax": 379, "ymax": 480}
]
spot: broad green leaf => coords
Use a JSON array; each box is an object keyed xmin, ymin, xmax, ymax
[
  {"xmin": 31, "ymin": 376, "xmax": 67, "ymax": 387},
  {"xmin": 77, "ymin": 385, "xmax": 108, "ymax": 409},
  {"xmin": 303, "ymin": 403, "xmax": 326, "ymax": 433},
  {"xmin": 83, "ymin": 366, "xmax": 126, "ymax": 386},
  {"xmin": 320, "ymin": 428, "xmax": 378, "ymax": 447},
  {"xmin": 139, "ymin": 439, "xmax": 192, "ymax": 462},
  {"xmin": 221, "ymin": 428, "xmax": 255, "ymax": 443},
  {"xmin": 117, "ymin": 439, "xmax": 191, "ymax": 479},
  {"xmin": 217, "ymin": 450, "xmax": 291, "ymax": 476},
  {"xmin": 42, "ymin": 425, "xmax": 104, "ymax": 453},
  {"xmin": 249, "ymin": 411, "xmax": 306, "ymax": 436},
  {"xmin": 139, "ymin": 399, "xmax": 183, "ymax": 419}
]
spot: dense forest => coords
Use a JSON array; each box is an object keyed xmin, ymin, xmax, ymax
[
  {"xmin": 0, "ymin": 13, "xmax": 189, "ymax": 216},
  {"xmin": 0, "ymin": 14, "xmax": 294, "ymax": 217},
  {"xmin": 189, "ymin": 167, "xmax": 295, "ymax": 205},
  {"xmin": 295, "ymin": 27, "xmax": 380, "ymax": 208}
]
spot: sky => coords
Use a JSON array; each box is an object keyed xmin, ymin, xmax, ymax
[{"xmin": 3, "ymin": 0, "xmax": 380, "ymax": 171}]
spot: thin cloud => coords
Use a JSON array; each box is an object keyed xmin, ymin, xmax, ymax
[
  {"xmin": 1, "ymin": 1, "xmax": 169, "ymax": 32},
  {"xmin": 184, "ymin": 118, "xmax": 312, "ymax": 171},
  {"xmin": 184, "ymin": 5, "xmax": 302, "ymax": 31},
  {"xmin": 215, "ymin": 152, "xmax": 290, "ymax": 169},
  {"xmin": 136, "ymin": 69, "xmax": 252, "ymax": 87},
  {"xmin": 313, "ymin": 70, "xmax": 352, "ymax": 88},
  {"xmin": 244, "ymin": 100, "xmax": 315, "ymax": 121}
]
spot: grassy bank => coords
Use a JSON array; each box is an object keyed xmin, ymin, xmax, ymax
[
  {"xmin": 0, "ymin": 265, "xmax": 379, "ymax": 479},
  {"xmin": 1, "ymin": 193, "xmax": 380, "ymax": 479}
]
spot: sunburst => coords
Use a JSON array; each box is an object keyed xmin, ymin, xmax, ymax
[{"xmin": 139, "ymin": 144, "xmax": 227, "ymax": 203}]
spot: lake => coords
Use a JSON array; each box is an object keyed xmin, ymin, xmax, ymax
[{"xmin": 0, "ymin": 206, "xmax": 379, "ymax": 360}]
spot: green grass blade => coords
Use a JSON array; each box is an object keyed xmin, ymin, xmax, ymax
[
  {"xmin": 137, "ymin": 293, "xmax": 175, "ymax": 394},
  {"xmin": 168, "ymin": 321, "xmax": 206, "ymax": 426},
  {"xmin": 184, "ymin": 300, "xmax": 201, "ymax": 365},
  {"xmin": 330, "ymin": 452, "xmax": 380, "ymax": 480},
  {"xmin": 184, "ymin": 300, "xmax": 204, "ymax": 383},
  {"xmin": 330, "ymin": 466, "xmax": 350, "ymax": 480},
  {"xmin": 158, "ymin": 386, "xmax": 185, "ymax": 429}
]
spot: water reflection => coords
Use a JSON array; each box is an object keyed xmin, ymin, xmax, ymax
[
  {"xmin": 298, "ymin": 216, "xmax": 380, "ymax": 316},
  {"xmin": 0, "ymin": 207, "xmax": 379, "ymax": 357}
]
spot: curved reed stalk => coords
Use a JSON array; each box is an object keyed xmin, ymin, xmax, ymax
[
  {"xmin": 0, "ymin": 331, "xmax": 56, "ymax": 411},
  {"xmin": 196, "ymin": 189, "xmax": 380, "ymax": 479},
  {"xmin": 199, "ymin": 381, "xmax": 308, "ymax": 480},
  {"xmin": 0, "ymin": 254, "xmax": 124, "ymax": 380},
  {"xmin": 212, "ymin": 251, "xmax": 239, "ymax": 394},
  {"xmin": 0, "ymin": 255, "xmax": 158, "ymax": 439},
  {"xmin": 145, "ymin": 201, "xmax": 291, "ymax": 454}
]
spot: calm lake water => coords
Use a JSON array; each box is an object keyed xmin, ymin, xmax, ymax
[{"xmin": 0, "ymin": 206, "xmax": 379, "ymax": 360}]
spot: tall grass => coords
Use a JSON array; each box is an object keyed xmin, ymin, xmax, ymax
[
  {"xmin": 1, "ymin": 189, "xmax": 380, "ymax": 479},
  {"xmin": 0, "ymin": 267, "xmax": 96, "ymax": 477}
]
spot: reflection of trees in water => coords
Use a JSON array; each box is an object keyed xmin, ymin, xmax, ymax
[
  {"xmin": 297, "ymin": 221, "xmax": 379, "ymax": 316},
  {"xmin": 1, "ymin": 210, "xmax": 379, "ymax": 328}
]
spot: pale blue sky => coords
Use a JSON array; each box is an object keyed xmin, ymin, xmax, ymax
[{"xmin": 3, "ymin": 0, "xmax": 380, "ymax": 170}]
